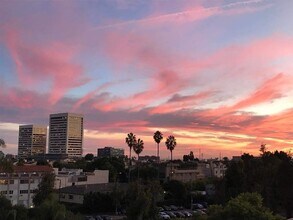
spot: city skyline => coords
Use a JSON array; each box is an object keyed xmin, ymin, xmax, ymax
[{"xmin": 1, "ymin": 0, "xmax": 293, "ymax": 158}]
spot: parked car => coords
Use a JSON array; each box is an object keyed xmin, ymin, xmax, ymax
[
  {"xmin": 159, "ymin": 212, "xmax": 171, "ymax": 219},
  {"xmin": 158, "ymin": 206, "xmax": 164, "ymax": 212},
  {"xmin": 182, "ymin": 211, "xmax": 192, "ymax": 217},
  {"xmin": 193, "ymin": 209, "xmax": 206, "ymax": 215},
  {"xmin": 174, "ymin": 211, "xmax": 185, "ymax": 218},
  {"xmin": 166, "ymin": 211, "xmax": 177, "ymax": 218},
  {"xmin": 192, "ymin": 203, "xmax": 204, "ymax": 210}
]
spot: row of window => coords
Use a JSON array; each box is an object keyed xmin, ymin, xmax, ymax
[
  {"xmin": 0, "ymin": 179, "xmax": 37, "ymax": 185},
  {"xmin": 0, "ymin": 190, "xmax": 37, "ymax": 195}
]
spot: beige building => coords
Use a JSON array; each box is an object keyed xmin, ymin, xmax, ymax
[
  {"xmin": 0, "ymin": 165, "xmax": 54, "ymax": 208},
  {"xmin": 166, "ymin": 161, "xmax": 227, "ymax": 182},
  {"xmin": 18, "ymin": 125, "xmax": 47, "ymax": 159},
  {"xmin": 210, "ymin": 161, "xmax": 226, "ymax": 178},
  {"xmin": 54, "ymin": 168, "xmax": 109, "ymax": 189},
  {"xmin": 59, "ymin": 183, "xmax": 129, "ymax": 204},
  {"xmin": 49, "ymin": 113, "xmax": 83, "ymax": 158}
]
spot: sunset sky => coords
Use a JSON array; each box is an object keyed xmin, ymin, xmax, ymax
[{"xmin": 1, "ymin": 0, "xmax": 293, "ymax": 159}]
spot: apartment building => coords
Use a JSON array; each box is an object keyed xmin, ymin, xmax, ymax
[
  {"xmin": 166, "ymin": 161, "xmax": 227, "ymax": 182},
  {"xmin": 97, "ymin": 147, "xmax": 124, "ymax": 158},
  {"xmin": 59, "ymin": 183, "xmax": 128, "ymax": 204},
  {"xmin": 18, "ymin": 125, "xmax": 47, "ymax": 159},
  {"xmin": 0, "ymin": 165, "xmax": 54, "ymax": 208},
  {"xmin": 54, "ymin": 168, "xmax": 109, "ymax": 189}
]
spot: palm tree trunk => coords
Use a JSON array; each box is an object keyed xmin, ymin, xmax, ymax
[
  {"xmin": 170, "ymin": 150, "xmax": 173, "ymax": 179},
  {"xmin": 137, "ymin": 153, "xmax": 140, "ymax": 180},
  {"xmin": 129, "ymin": 147, "xmax": 132, "ymax": 165},
  {"xmin": 129, "ymin": 147, "xmax": 132, "ymax": 182},
  {"xmin": 157, "ymin": 143, "xmax": 160, "ymax": 180},
  {"xmin": 157, "ymin": 143, "xmax": 159, "ymax": 162}
]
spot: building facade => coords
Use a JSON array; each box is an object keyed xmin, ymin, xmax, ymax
[
  {"xmin": 54, "ymin": 168, "xmax": 109, "ymax": 189},
  {"xmin": 97, "ymin": 147, "xmax": 124, "ymax": 158},
  {"xmin": 18, "ymin": 125, "xmax": 47, "ymax": 159},
  {"xmin": 59, "ymin": 183, "xmax": 129, "ymax": 204},
  {"xmin": 0, "ymin": 165, "xmax": 54, "ymax": 208},
  {"xmin": 166, "ymin": 161, "xmax": 227, "ymax": 182},
  {"xmin": 49, "ymin": 113, "xmax": 83, "ymax": 158}
]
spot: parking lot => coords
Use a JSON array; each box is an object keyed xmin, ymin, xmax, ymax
[{"xmin": 158, "ymin": 204, "xmax": 207, "ymax": 219}]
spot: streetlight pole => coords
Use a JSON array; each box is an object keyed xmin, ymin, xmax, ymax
[
  {"xmin": 114, "ymin": 172, "xmax": 122, "ymax": 215},
  {"xmin": 57, "ymin": 179, "xmax": 61, "ymax": 202}
]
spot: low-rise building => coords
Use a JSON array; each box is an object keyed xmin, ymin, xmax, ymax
[
  {"xmin": 138, "ymin": 155, "xmax": 159, "ymax": 163},
  {"xmin": 165, "ymin": 160, "xmax": 227, "ymax": 182},
  {"xmin": 97, "ymin": 147, "xmax": 124, "ymax": 158},
  {"xmin": 0, "ymin": 165, "xmax": 54, "ymax": 207},
  {"xmin": 210, "ymin": 161, "xmax": 226, "ymax": 178},
  {"xmin": 54, "ymin": 168, "xmax": 109, "ymax": 189},
  {"xmin": 166, "ymin": 163, "xmax": 201, "ymax": 183},
  {"xmin": 59, "ymin": 183, "xmax": 129, "ymax": 204}
]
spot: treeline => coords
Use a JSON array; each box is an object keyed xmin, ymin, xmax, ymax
[{"xmin": 216, "ymin": 149, "xmax": 293, "ymax": 218}]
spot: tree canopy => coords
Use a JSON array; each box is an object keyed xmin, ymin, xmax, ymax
[
  {"xmin": 208, "ymin": 192, "xmax": 284, "ymax": 220},
  {"xmin": 33, "ymin": 173, "xmax": 55, "ymax": 206},
  {"xmin": 220, "ymin": 150, "xmax": 293, "ymax": 218}
]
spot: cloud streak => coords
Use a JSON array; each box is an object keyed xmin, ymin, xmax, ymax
[{"xmin": 93, "ymin": 0, "xmax": 270, "ymax": 30}]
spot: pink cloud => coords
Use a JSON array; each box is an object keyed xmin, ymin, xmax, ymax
[
  {"xmin": 3, "ymin": 28, "xmax": 88, "ymax": 105},
  {"xmin": 232, "ymin": 73, "xmax": 289, "ymax": 110},
  {"xmin": 96, "ymin": 70, "xmax": 189, "ymax": 112},
  {"xmin": 149, "ymin": 90, "xmax": 214, "ymax": 114},
  {"xmin": 72, "ymin": 82, "xmax": 115, "ymax": 111}
]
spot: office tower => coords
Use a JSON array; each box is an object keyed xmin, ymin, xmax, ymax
[
  {"xmin": 18, "ymin": 125, "xmax": 47, "ymax": 159},
  {"xmin": 97, "ymin": 147, "xmax": 124, "ymax": 158},
  {"xmin": 49, "ymin": 113, "xmax": 83, "ymax": 157}
]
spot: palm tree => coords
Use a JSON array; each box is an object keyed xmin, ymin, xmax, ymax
[
  {"xmin": 133, "ymin": 138, "xmax": 144, "ymax": 160},
  {"xmin": 0, "ymin": 139, "xmax": 5, "ymax": 148},
  {"xmin": 133, "ymin": 138, "xmax": 144, "ymax": 180},
  {"xmin": 126, "ymin": 133, "xmax": 136, "ymax": 181},
  {"xmin": 165, "ymin": 135, "xmax": 176, "ymax": 161},
  {"xmin": 125, "ymin": 133, "xmax": 136, "ymax": 164},
  {"xmin": 153, "ymin": 131, "xmax": 163, "ymax": 162},
  {"xmin": 165, "ymin": 135, "xmax": 177, "ymax": 179}
]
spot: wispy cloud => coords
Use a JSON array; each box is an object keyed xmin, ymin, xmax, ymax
[
  {"xmin": 93, "ymin": 0, "xmax": 271, "ymax": 30},
  {"xmin": 3, "ymin": 28, "xmax": 88, "ymax": 105}
]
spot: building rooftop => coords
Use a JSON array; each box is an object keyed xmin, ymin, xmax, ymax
[
  {"xmin": 50, "ymin": 112, "xmax": 83, "ymax": 117},
  {"xmin": 13, "ymin": 165, "xmax": 54, "ymax": 173}
]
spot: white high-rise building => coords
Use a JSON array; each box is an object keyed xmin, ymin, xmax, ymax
[
  {"xmin": 18, "ymin": 125, "xmax": 47, "ymax": 159},
  {"xmin": 48, "ymin": 113, "xmax": 83, "ymax": 157}
]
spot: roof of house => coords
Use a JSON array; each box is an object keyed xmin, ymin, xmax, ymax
[
  {"xmin": 59, "ymin": 183, "xmax": 129, "ymax": 195},
  {"xmin": 13, "ymin": 165, "xmax": 54, "ymax": 173}
]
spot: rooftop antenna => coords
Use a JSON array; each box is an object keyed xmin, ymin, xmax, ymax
[{"xmin": 199, "ymin": 149, "xmax": 201, "ymax": 160}]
